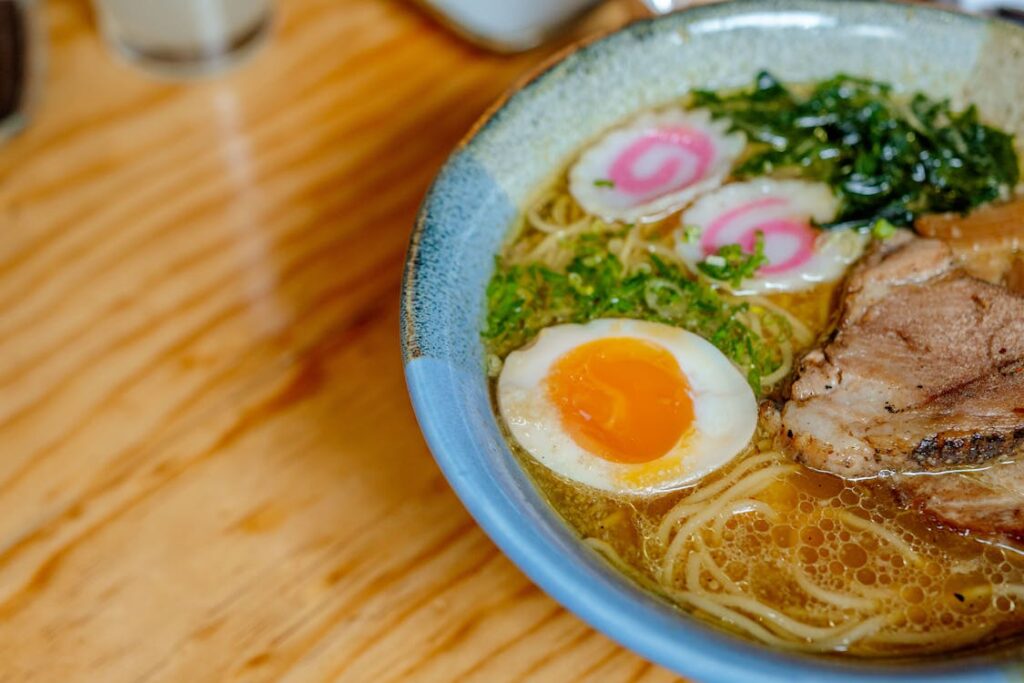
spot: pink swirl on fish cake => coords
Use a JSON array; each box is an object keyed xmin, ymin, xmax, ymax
[
  {"xmin": 609, "ymin": 127, "xmax": 714, "ymax": 202},
  {"xmin": 700, "ymin": 197, "xmax": 817, "ymax": 275}
]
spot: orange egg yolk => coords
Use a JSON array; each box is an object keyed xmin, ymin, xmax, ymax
[{"xmin": 545, "ymin": 337, "xmax": 694, "ymax": 464}]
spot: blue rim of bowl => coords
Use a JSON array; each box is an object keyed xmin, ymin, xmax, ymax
[{"xmin": 401, "ymin": 1, "xmax": 1022, "ymax": 680}]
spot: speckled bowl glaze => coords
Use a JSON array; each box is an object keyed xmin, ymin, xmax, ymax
[{"xmin": 400, "ymin": 2, "xmax": 1024, "ymax": 680}]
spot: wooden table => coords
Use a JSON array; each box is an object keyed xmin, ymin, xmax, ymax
[{"xmin": 0, "ymin": 0, "xmax": 680, "ymax": 680}]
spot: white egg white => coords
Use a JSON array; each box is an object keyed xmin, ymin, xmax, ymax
[
  {"xmin": 497, "ymin": 319, "xmax": 757, "ymax": 495},
  {"xmin": 568, "ymin": 109, "xmax": 745, "ymax": 224},
  {"xmin": 674, "ymin": 179, "xmax": 868, "ymax": 294}
]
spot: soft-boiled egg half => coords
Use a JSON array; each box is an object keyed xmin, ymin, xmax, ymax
[
  {"xmin": 675, "ymin": 179, "xmax": 869, "ymax": 294},
  {"xmin": 497, "ymin": 319, "xmax": 757, "ymax": 495},
  {"xmin": 568, "ymin": 109, "xmax": 745, "ymax": 223}
]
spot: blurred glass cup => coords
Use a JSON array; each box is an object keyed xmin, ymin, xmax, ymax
[{"xmin": 91, "ymin": 0, "xmax": 272, "ymax": 78}]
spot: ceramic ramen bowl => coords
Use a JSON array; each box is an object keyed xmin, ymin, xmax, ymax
[{"xmin": 400, "ymin": 1, "xmax": 1024, "ymax": 680}]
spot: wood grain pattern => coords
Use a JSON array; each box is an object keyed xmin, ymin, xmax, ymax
[{"xmin": 0, "ymin": 0, "xmax": 682, "ymax": 680}]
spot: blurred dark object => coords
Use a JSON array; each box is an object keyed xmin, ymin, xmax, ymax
[
  {"xmin": 995, "ymin": 6, "xmax": 1024, "ymax": 20},
  {"xmin": 0, "ymin": 0, "xmax": 26, "ymax": 127},
  {"xmin": 640, "ymin": 0, "xmax": 1024, "ymax": 21},
  {"xmin": 0, "ymin": 0, "xmax": 39, "ymax": 142},
  {"xmin": 939, "ymin": 0, "xmax": 1024, "ymax": 22}
]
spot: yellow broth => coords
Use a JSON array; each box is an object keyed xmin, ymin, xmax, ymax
[{"xmin": 514, "ymin": 421, "xmax": 1024, "ymax": 656}]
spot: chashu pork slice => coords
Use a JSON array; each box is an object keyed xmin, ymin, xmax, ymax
[{"xmin": 781, "ymin": 232, "xmax": 1024, "ymax": 536}]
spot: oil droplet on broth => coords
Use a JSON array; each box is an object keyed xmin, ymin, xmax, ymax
[
  {"xmin": 985, "ymin": 546, "xmax": 1006, "ymax": 564},
  {"xmin": 900, "ymin": 585, "xmax": 925, "ymax": 604},
  {"xmin": 771, "ymin": 524, "xmax": 797, "ymax": 548},
  {"xmin": 857, "ymin": 567, "xmax": 876, "ymax": 585},
  {"xmin": 841, "ymin": 543, "xmax": 868, "ymax": 568},
  {"xmin": 907, "ymin": 605, "xmax": 929, "ymax": 624},
  {"xmin": 799, "ymin": 546, "xmax": 818, "ymax": 564},
  {"xmin": 801, "ymin": 526, "xmax": 825, "ymax": 547}
]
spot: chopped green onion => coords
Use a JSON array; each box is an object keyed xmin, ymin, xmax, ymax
[
  {"xmin": 483, "ymin": 230, "xmax": 784, "ymax": 391},
  {"xmin": 697, "ymin": 231, "xmax": 769, "ymax": 288},
  {"xmin": 871, "ymin": 217, "xmax": 897, "ymax": 240},
  {"xmin": 682, "ymin": 224, "xmax": 702, "ymax": 244}
]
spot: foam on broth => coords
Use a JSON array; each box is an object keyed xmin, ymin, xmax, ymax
[{"xmin": 517, "ymin": 422, "xmax": 1024, "ymax": 655}]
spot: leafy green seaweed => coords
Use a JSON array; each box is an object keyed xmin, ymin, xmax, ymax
[
  {"xmin": 693, "ymin": 72, "xmax": 1020, "ymax": 227},
  {"xmin": 483, "ymin": 233, "xmax": 783, "ymax": 390}
]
